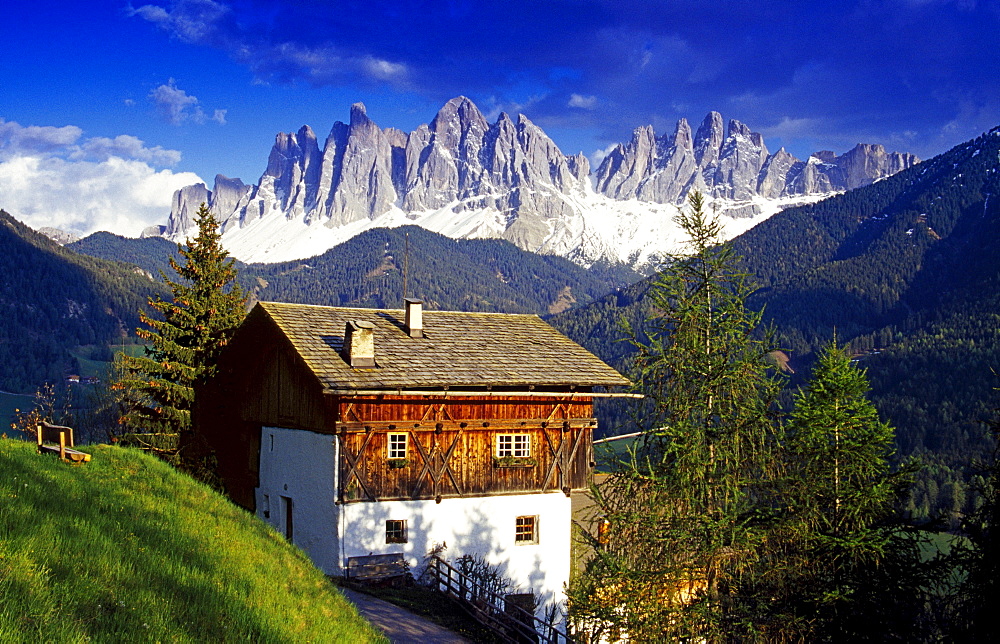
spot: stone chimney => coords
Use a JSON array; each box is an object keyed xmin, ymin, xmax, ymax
[
  {"xmin": 342, "ymin": 320, "xmax": 376, "ymax": 367},
  {"xmin": 404, "ymin": 298, "xmax": 423, "ymax": 338}
]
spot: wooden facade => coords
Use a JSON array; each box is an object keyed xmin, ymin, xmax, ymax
[
  {"xmin": 195, "ymin": 302, "xmax": 628, "ymax": 511},
  {"xmin": 335, "ymin": 395, "xmax": 596, "ymax": 502}
]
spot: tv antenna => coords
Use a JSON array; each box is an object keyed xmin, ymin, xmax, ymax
[{"xmin": 403, "ymin": 231, "xmax": 409, "ymax": 300}]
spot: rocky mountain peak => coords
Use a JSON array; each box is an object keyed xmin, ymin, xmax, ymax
[
  {"xmin": 726, "ymin": 118, "xmax": 751, "ymax": 139},
  {"xmin": 593, "ymin": 111, "xmax": 917, "ymax": 204},
  {"xmin": 349, "ymin": 103, "xmax": 372, "ymax": 128},
  {"xmin": 432, "ymin": 96, "xmax": 487, "ymax": 133},
  {"xmin": 667, "ymin": 118, "xmax": 694, "ymax": 151},
  {"xmin": 694, "ymin": 111, "xmax": 725, "ymax": 166}
]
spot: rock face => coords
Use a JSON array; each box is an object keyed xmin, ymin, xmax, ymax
[
  {"xmin": 592, "ymin": 112, "xmax": 919, "ymax": 203},
  {"xmin": 165, "ymin": 98, "xmax": 919, "ymax": 261},
  {"xmin": 37, "ymin": 227, "xmax": 81, "ymax": 245},
  {"xmin": 169, "ymin": 97, "xmax": 590, "ymax": 253}
]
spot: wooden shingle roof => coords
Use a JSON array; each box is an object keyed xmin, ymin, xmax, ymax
[{"xmin": 256, "ymin": 301, "xmax": 630, "ymax": 391}]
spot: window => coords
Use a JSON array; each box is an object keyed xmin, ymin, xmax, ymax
[
  {"xmin": 515, "ymin": 515, "xmax": 538, "ymax": 544},
  {"xmin": 262, "ymin": 494, "xmax": 270, "ymax": 519},
  {"xmin": 386, "ymin": 519, "xmax": 407, "ymax": 544},
  {"xmin": 497, "ymin": 434, "xmax": 531, "ymax": 458},
  {"xmin": 388, "ymin": 433, "xmax": 408, "ymax": 459}
]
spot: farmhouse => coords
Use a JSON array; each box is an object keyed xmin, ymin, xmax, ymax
[{"xmin": 196, "ymin": 299, "xmax": 629, "ymax": 615}]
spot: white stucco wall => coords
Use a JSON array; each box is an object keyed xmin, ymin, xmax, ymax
[
  {"xmin": 340, "ymin": 492, "xmax": 572, "ymax": 612},
  {"xmin": 255, "ymin": 426, "xmax": 573, "ymax": 617},
  {"xmin": 255, "ymin": 426, "xmax": 339, "ymax": 573}
]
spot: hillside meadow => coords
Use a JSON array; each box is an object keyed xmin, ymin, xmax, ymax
[{"xmin": 0, "ymin": 439, "xmax": 386, "ymax": 643}]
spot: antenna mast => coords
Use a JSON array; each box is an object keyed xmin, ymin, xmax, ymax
[{"xmin": 403, "ymin": 231, "xmax": 409, "ymax": 300}]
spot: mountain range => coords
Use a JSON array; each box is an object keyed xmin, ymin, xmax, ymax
[{"xmin": 161, "ymin": 97, "xmax": 918, "ymax": 269}]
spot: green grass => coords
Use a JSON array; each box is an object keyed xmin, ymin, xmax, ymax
[{"xmin": 0, "ymin": 438, "xmax": 387, "ymax": 643}]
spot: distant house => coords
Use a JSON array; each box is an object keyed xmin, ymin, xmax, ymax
[{"xmin": 196, "ymin": 299, "xmax": 630, "ymax": 617}]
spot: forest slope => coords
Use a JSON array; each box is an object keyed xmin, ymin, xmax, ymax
[
  {"xmin": 552, "ymin": 128, "xmax": 1000, "ymax": 520},
  {"xmin": 0, "ymin": 210, "xmax": 164, "ymax": 392}
]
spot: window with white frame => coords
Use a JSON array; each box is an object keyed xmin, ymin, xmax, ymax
[
  {"xmin": 496, "ymin": 434, "xmax": 531, "ymax": 458},
  {"xmin": 387, "ymin": 433, "xmax": 408, "ymax": 459},
  {"xmin": 386, "ymin": 519, "xmax": 407, "ymax": 544},
  {"xmin": 515, "ymin": 515, "xmax": 538, "ymax": 544}
]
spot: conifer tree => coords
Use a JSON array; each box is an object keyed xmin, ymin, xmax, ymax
[
  {"xmin": 953, "ymin": 407, "xmax": 1000, "ymax": 640},
  {"xmin": 569, "ymin": 191, "xmax": 782, "ymax": 641},
  {"xmin": 767, "ymin": 340, "xmax": 905, "ymax": 640},
  {"xmin": 115, "ymin": 204, "xmax": 244, "ymax": 464}
]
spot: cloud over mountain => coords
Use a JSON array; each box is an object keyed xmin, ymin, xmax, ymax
[
  {"xmin": 149, "ymin": 79, "xmax": 227, "ymax": 126},
  {"xmin": 0, "ymin": 118, "xmax": 201, "ymax": 236}
]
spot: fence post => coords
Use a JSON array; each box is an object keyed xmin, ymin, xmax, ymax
[{"xmin": 59, "ymin": 431, "xmax": 66, "ymax": 461}]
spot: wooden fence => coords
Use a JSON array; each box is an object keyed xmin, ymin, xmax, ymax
[{"xmin": 425, "ymin": 555, "xmax": 573, "ymax": 644}]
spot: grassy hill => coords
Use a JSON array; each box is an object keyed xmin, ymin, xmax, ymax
[{"xmin": 0, "ymin": 439, "xmax": 386, "ymax": 643}]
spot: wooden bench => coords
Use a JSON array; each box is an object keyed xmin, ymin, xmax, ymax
[
  {"xmin": 37, "ymin": 422, "xmax": 91, "ymax": 463},
  {"xmin": 346, "ymin": 553, "xmax": 407, "ymax": 582}
]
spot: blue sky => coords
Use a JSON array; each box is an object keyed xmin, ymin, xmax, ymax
[{"xmin": 2, "ymin": 0, "xmax": 999, "ymax": 236}]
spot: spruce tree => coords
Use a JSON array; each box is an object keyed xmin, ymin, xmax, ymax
[
  {"xmin": 953, "ymin": 409, "xmax": 1000, "ymax": 640},
  {"xmin": 115, "ymin": 204, "xmax": 244, "ymax": 465},
  {"xmin": 569, "ymin": 191, "xmax": 782, "ymax": 641},
  {"xmin": 769, "ymin": 340, "xmax": 906, "ymax": 640}
]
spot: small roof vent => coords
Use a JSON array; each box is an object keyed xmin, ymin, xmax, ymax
[
  {"xmin": 404, "ymin": 298, "xmax": 423, "ymax": 338},
  {"xmin": 342, "ymin": 320, "xmax": 376, "ymax": 367}
]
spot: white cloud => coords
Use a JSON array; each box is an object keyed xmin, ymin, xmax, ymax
[
  {"xmin": 0, "ymin": 155, "xmax": 201, "ymax": 237},
  {"xmin": 130, "ymin": 0, "xmax": 228, "ymax": 43},
  {"xmin": 759, "ymin": 116, "xmax": 827, "ymax": 139},
  {"xmin": 568, "ymin": 93, "xmax": 597, "ymax": 109},
  {"xmin": 72, "ymin": 135, "xmax": 182, "ymax": 166},
  {"xmin": 0, "ymin": 118, "xmax": 82, "ymax": 154},
  {"xmin": 149, "ymin": 79, "xmax": 227, "ymax": 126},
  {"xmin": 363, "ymin": 57, "xmax": 407, "ymax": 82},
  {"xmin": 589, "ymin": 143, "xmax": 620, "ymax": 168},
  {"xmin": 0, "ymin": 118, "xmax": 200, "ymax": 237}
]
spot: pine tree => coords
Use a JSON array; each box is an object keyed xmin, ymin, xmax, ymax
[
  {"xmin": 768, "ymin": 340, "xmax": 907, "ymax": 640},
  {"xmin": 569, "ymin": 191, "xmax": 782, "ymax": 641},
  {"xmin": 953, "ymin": 406, "xmax": 1000, "ymax": 640},
  {"xmin": 115, "ymin": 204, "xmax": 245, "ymax": 465}
]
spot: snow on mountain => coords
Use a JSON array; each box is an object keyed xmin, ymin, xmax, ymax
[
  {"xmin": 164, "ymin": 97, "xmax": 918, "ymax": 270},
  {"xmin": 221, "ymin": 180, "xmax": 827, "ymax": 270}
]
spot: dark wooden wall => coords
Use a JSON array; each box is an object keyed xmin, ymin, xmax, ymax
[
  {"xmin": 335, "ymin": 395, "xmax": 596, "ymax": 503},
  {"xmin": 196, "ymin": 308, "xmax": 333, "ymax": 510}
]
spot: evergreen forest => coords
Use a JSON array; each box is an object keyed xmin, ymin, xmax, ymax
[{"xmin": 552, "ymin": 128, "xmax": 1000, "ymax": 528}]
